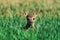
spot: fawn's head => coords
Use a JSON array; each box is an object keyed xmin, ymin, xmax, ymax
[{"xmin": 24, "ymin": 11, "xmax": 39, "ymax": 23}]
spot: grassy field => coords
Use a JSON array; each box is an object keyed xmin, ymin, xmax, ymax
[{"xmin": 0, "ymin": 0, "xmax": 60, "ymax": 40}]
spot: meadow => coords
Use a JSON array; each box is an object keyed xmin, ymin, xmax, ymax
[{"xmin": 0, "ymin": 0, "xmax": 60, "ymax": 40}]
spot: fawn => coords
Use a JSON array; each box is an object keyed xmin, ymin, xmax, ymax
[{"xmin": 23, "ymin": 11, "xmax": 39, "ymax": 30}]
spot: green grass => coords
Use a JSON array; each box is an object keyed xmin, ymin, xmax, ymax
[{"xmin": 0, "ymin": 0, "xmax": 60, "ymax": 40}]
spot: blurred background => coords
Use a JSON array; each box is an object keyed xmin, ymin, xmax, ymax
[{"xmin": 0, "ymin": 0, "xmax": 60, "ymax": 40}]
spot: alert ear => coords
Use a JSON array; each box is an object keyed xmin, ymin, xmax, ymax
[
  {"xmin": 33, "ymin": 11, "xmax": 38, "ymax": 16},
  {"xmin": 24, "ymin": 12, "xmax": 28, "ymax": 17},
  {"xmin": 24, "ymin": 10, "xmax": 28, "ymax": 17},
  {"xmin": 33, "ymin": 8, "xmax": 39, "ymax": 16}
]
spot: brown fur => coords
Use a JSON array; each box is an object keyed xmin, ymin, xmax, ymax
[{"xmin": 24, "ymin": 11, "xmax": 39, "ymax": 31}]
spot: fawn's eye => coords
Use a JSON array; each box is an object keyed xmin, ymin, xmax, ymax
[{"xmin": 33, "ymin": 18, "xmax": 35, "ymax": 20}]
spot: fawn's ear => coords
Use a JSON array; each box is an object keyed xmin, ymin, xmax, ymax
[
  {"xmin": 24, "ymin": 10, "xmax": 28, "ymax": 17},
  {"xmin": 24, "ymin": 12, "xmax": 28, "ymax": 17},
  {"xmin": 33, "ymin": 11, "xmax": 38, "ymax": 16}
]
